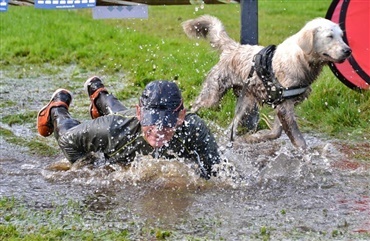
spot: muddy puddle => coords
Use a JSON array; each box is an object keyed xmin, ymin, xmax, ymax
[{"xmin": 1, "ymin": 68, "xmax": 369, "ymax": 240}]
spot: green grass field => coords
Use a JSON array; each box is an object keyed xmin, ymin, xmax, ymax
[{"xmin": 1, "ymin": 2, "xmax": 369, "ymax": 141}]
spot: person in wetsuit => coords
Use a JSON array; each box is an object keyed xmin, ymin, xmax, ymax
[{"xmin": 37, "ymin": 77, "xmax": 220, "ymax": 179}]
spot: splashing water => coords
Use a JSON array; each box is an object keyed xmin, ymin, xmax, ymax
[
  {"xmin": 190, "ymin": 0, "xmax": 205, "ymax": 12},
  {"xmin": 1, "ymin": 69, "xmax": 369, "ymax": 240},
  {"xmin": 2, "ymin": 131, "xmax": 369, "ymax": 240}
]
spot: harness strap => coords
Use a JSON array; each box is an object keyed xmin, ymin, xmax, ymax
[
  {"xmin": 231, "ymin": 46, "xmax": 309, "ymax": 140},
  {"xmin": 244, "ymin": 45, "xmax": 309, "ymax": 108},
  {"xmin": 282, "ymin": 87, "xmax": 308, "ymax": 98}
]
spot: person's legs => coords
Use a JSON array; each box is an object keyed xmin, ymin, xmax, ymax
[
  {"xmin": 84, "ymin": 76, "xmax": 127, "ymax": 119},
  {"xmin": 38, "ymin": 89, "xmax": 89, "ymax": 162},
  {"xmin": 51, "ymin": 107, "xmax": 80, "ymax": 140}
]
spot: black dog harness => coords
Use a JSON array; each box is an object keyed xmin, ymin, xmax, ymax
[{"xmin": 246, "ymin": 45, "xmax": 309, "ymax": 108}]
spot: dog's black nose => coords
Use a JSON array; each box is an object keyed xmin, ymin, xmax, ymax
[{"xmin": 343, "ymin": 47, "xmax": 352, "ymax": 56}]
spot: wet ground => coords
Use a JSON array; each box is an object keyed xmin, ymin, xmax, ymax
[{"xmin": 1, "ymin": 67, "xmax": 369, "ymax": 240}]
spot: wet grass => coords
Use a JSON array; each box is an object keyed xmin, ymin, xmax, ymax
[
  {"xmin": 1, "ymin": 112, "xmax": 37, "ymax": 126},
  {"xmin": 297, "ymin": 68, "xmax": 370, "ymax": 141},
  {"xmin": 0, "ymin": 127, "xmax": 59, "ymax": 156},
  {"xmin": 0, "ymin": 196, "xmax": 131, "ymax": 241},
  {"xmin": 0, "ymin": 224, "xmax": 129, "ymax": 241},
  {"xmin": 0, "ymin": 100, "xmax": 17, "ymax": 109},
  {"xmin": 1, "ymin": 196, "xmax": 238, "ymax": 241}
]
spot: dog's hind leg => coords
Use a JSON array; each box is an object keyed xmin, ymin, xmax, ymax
[
  {"xmin": 242, "ymin": 116, "xmax": 283, "ymax": 143},
  {"xmin": 241, "ymin": 100, "xmax": 306, "ymax": 149},
  {"xmin": 191, "ymin": 65, "xmax": 231, "ymax": 113}
]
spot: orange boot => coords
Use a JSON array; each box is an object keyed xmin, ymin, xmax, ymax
[
  {"xmin": 37, "ymin": 89, "xmax": 72, "ymax": 137},
  {"xmin": 84, "ymin": 76, "xmax": 108, "ymax": 119}
]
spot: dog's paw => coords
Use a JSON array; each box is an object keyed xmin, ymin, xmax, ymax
[
  {"xmin": 232, "ymin": 134, "xmax": 259, "ymax": 144},
  {"xmin": 240, "ymin": 129, "xmax": 276, "ymax": 143},
  {"xmin": 240, "ymin": 135, "xmax": 263, "ymax": 144}
]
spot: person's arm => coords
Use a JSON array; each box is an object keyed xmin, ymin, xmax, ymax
[{"xmin": 184, "ymin": 114, "xmax": 221, "ymax": 179}]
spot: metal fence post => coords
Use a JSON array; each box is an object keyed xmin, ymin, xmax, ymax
[
  {"xmin": 239, "ymin": 0, "xmax": 259, "ymax": 132},
  {"xmin": 240, "ymin": 0, "xmax": 258, "ymax": 45}
]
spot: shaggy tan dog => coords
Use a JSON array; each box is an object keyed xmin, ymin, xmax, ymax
[{"xmin": 182, "ymin": 15, "xmax": 351, "ymax": 149}]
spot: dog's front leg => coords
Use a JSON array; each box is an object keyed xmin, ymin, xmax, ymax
[
  {"xmin": 276, "ymin": 101, "xmax": 307, "ymax": 149},
  {"xmin": 229, "ymin": 91, "xmax": 258, "ymax": 141}
]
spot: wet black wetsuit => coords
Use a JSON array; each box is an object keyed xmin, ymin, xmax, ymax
[{"xmin": 52, "ymin": 96, "xmax": 220, "ymax": 179}]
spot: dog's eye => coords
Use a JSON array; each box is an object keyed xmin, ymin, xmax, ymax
[{"xmin": 327, "ymin": 35, "xmax": 334, "ymax": 39}]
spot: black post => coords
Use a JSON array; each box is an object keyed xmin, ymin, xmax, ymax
[
  {"xmin": 239, "ymin": 0, "xmax": 259, "ymax": 132},
  {"xmin": 240, "ymin": 0, "xmax": 258, "ymax": 45}
]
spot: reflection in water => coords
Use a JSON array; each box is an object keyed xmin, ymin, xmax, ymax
[{"xmin": 138, "ymin": 188, "xmax": 194, "ymax": 224}]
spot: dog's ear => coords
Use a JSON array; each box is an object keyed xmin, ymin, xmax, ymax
[{"xmin": 297, "ymin": 28, "xmax": 314, "ymax": 54}]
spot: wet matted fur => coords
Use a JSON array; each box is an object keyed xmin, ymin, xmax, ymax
[{"xmin": 182, "ymin": 15, "xmax": 351, "ymax": 149}]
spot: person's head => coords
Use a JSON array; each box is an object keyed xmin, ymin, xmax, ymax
[{"xmin": 136, "ymin": 80, "xmax": 186, "ymax": 148}]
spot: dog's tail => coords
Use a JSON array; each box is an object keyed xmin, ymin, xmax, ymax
[{"xmin": 182, "ymin": 15, "xmax": 237, "ymax": 52}]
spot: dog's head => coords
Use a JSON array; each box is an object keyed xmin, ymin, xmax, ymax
[{"xmin": 297, "ymin": 18, "xmax": 351, "ymax": 63}]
